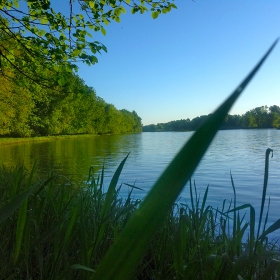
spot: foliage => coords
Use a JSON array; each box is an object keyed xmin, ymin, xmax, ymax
[
  {"xmin": 0, "ymin": 0, "xmax": 177, "ymax": 86},
  {"xmin": 0, "ymin": 70, "xmax": 142, "ymax": 137},
  {"xmin": 1, "ymin": 36, "xmax": 279, "ymax": 279},
  {"xmin": 143, "ymin": 105, "xmax": 280, "ymax": 132},
  {"xmin": 0, "ymin": 8, "xmax": 142, "ymax": 137}
]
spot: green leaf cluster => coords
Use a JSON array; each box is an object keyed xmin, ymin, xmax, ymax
[
  {"xmin": 0, "ymin": 69, "xmax": 142, "ymax": 137},
  {"xmin": 0, "ymin": 0, "xmax": 176, "ymax": 82},
  {"xmin": 0, "ymin": 41, "xmax": 280, "ymax": 279}
]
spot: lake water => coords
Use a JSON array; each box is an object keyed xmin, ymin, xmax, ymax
[{"xmin": 1, "ymin": 129, "xmax": 280, "ymax": 237}]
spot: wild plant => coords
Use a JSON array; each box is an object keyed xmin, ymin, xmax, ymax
[
  {"xmin": 91, "ymin": 39, "xmax": 279, "ymax": 280},
  {"xmin": 0, "ymin": 39, "xmax": 279, "ymax": 279}
]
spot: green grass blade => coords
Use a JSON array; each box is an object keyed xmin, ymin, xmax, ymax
[
  {"xmin": 0, "ymin": 184, "xmax": 37, "ymax": 224},
  {"xmin": 227, "ymin": 203, "xmax": 255, "ymax": 255},
  {"xmin": 262, "ymin": 196, "xmax": 270, "ymax": 234},
  {"xmin": 100, "ymin": 164, "xmax": 105, "ymax": 190},
  {"xmin": 256, "ymin": 148, "xmax": 273, "ymax": 240},
  {"xmin": 258, "ymin": 219, "xmax": 280, "ymax": 241},
  {"xmin": 13, "ymin": 163, "xmax": 38, "ymax": 264},
  {"xmin": 201, "ymin": 184, "xmax": 209, "ymax": 215},
  {"xmin": 13, "ymin": 196, "xmax": 28, "ymax": 264},
  {"xmin": 230, "ymin": 171, "xmax": 237, "ymax": 239},
  {"xmin": 71, "ymin": 264, "xmax": 95, "ymax": 273},
  {"xmin": 190, "ymin": 180, "xmax": 195, "ymax": 212},
  {"xmin": 92, "ymin": 155, "xmax": 130, "ymax": 256},
  {"xmin": 123, "ymin": 182, "xmax": 145, "ymax": 191},
  {"xmin": 62, "ymin": 204, "xmax": 79, "ymax": 248},
  {"xmin": 100, "ymin": 154, "xmax": 129, "ymax": 221},
  {"xmin": 92, "ymin": 40, "xmax": 278, "ymax": 280}
]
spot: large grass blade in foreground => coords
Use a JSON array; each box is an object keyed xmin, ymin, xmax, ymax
[{"xmin": 93, "ymin": 39, "xmax": 278, "ymax": 280}]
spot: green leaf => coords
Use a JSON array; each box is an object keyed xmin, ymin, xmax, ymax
[
  {"xmin": 101, "ymin": 27, "xmax": 106, "ymax": 36},
  {"xmin": 120, "ymin": 6, "xmax": 126, "ymax": 14},
  {"xmin": 40, "ymin": 17, "xmax": 48, "ymax": 25},
  {"xmin": 91, "ymin": 56, "xmax": 98, "ymax": 64},
  {"xmin": 103, "ymin": 18, "xmax": 109, "ymax": 25},
  {"xmin": 71, "ymin": 48, "xmax": 82, "ymax": 57},
  {"xmin": 58, "ymin": 77, "xmax": 66, "ymax": 86},
  {"xmin": 92, "ymin": 39, "xmax": 278, "ymax": 280},
  {"xmin": 89, "ymin": 2, "xmax": 95, "ymax": 9},
  {"xmin": 152, "ymin": 11, "xmax": 159, "ymax": 19},
  {"xmin": 14, "ymin": 0, "xmax": 19, "ymax": 8}
]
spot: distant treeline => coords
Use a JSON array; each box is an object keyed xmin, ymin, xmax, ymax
[
  {"xmin": 143, "ymin": 105, "xmax": 280, "ymax": 132},
  {"xmin": 0, "ymin": 73, "xmax": 142, "ymax": 137}
]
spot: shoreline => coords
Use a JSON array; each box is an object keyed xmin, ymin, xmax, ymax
[
  {"xmin": 142, "ymin": 127, "xmax": 280, "ymax": 132},
  {"xmin": 0, "ymin": 133, "xmax": 100, "ymax": 146},
  {"xmin": 0, "ymin": 131, "xmax": 142, "ymax": 145}
]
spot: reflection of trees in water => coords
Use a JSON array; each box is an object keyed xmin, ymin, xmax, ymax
[{"xmin": 0, "ymin": 134, "xmax": 141, "ymax": 181}]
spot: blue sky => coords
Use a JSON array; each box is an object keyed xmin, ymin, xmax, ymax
[{"xmin": 64, "ymin": 1, "xmax": 280, "ymax": 125}]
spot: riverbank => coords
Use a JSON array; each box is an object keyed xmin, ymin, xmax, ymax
[
  {"xmin": 142, "ymin": 105, "xmax": 280, "ymax": 132},
  {"xmin": 0, "ymin": 134, "xmax": 101, "ymax": 146},
  {"xmin": 0, "ymin": 131, "xmax": 144, "ymax": 146},
  {"xmin": 142, "ymin": 127, "xmax": 280, "ymax": 132}
]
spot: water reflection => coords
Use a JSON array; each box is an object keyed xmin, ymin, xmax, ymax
[{"xmin": 0, "ymin": 130, "xmax": 280, "ymax": 232}]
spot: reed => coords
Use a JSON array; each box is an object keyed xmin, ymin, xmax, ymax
[
  {"xmin": 92, "ymin": 39, "xmax": 279, "ymax": 280},
  {"xmin": 0, "ymin": 150, "xmax": 279, "ymax": 279},
  {"xmin": 0, "ymin": 40, "xmax": 280, "ymax": 279}
]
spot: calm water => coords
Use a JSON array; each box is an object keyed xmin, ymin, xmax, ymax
[{"xmin": 1, "ymin": 130, "xmax": 280, "ymax": 235}]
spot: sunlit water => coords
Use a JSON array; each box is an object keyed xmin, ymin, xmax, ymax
[{"xmin": 1, "ymin": 129, "xmax": 280, "ymax": 238}]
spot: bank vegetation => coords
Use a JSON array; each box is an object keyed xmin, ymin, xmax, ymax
[{"xmin": 143, "ymin": 105, "xmax": 280, "ymax": 132}]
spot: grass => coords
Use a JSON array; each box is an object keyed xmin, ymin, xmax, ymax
[
  {"xmin": 0, "ymin": 151, "xmax": 279, "ymax": 279},
  {"xmin": 0, "ymin": 163, "xmax": 141, "ymax": 279},
  {"xmin": 0, "ymin": 134, "xmax": 100, "ymax": 146},
  {"xmin": 0, "ymin": 39, "xmax": 280, "ymax": 279}
]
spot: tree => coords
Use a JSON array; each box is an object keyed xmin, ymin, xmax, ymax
[
  {"xmin": 269, "ymin": 105, "xmax": 280, "ymax": 128},
  {"xmin": 131, "ymin": 110, "xmax": 142, "ymax": 132},
  {"xmin": 222, "ymin": 114, "xmax": 242, "ymax": 129},
  {"xmin": 0, "ymin": 0, "xmax": 177, "ymax": 86},
  {"xmin": 249, "ymin": 106, "xmax": 269, "ymax": 128}
]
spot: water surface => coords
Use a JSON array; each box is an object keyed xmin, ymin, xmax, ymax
[{"xmin": 1, "ymin": 129, "xmax": 280, "ymax": 236}]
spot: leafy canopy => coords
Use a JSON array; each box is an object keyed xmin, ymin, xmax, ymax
[{"xmin": 0, "ymin": 0, "xmax": 177, "ymax": 86}]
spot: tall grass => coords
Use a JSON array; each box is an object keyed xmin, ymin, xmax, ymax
[
  {"xmin": 0, "ymin": 163, "xmax": 140, "ymax": 279},
  {"xmin": 0, "ymin": 150, "xmax": 279, "ymax": 279},
  {"xmin": 0, "ymin": 39, "xmax": 280, "ymax": 279},
  {"xmin": 92, "ymin": 39, "xmax": 279, "ymax": 280}
]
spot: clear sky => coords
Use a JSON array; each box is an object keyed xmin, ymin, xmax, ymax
[{"xmin": 63, "ymin": 1, "xmax": 280, "ymax": 125}]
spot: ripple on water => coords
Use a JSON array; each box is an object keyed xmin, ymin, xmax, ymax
[{"xmin": 0, "ymin": 129, "xmax": 280, "ymax": 237}]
